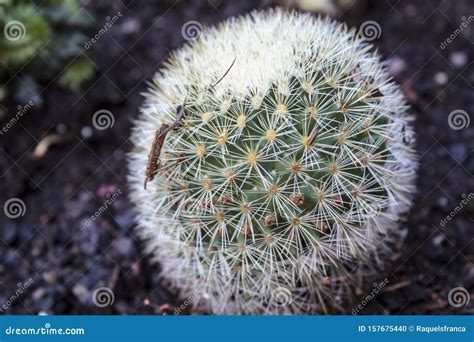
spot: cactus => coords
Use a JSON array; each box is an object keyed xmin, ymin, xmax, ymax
[{"xmin": 128, "ymin": 10, "xmax": 417, "ymax": 314}]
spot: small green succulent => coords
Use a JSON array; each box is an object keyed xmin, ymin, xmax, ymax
[{"xmin": 0, "ymin": 0, "xmax": 95, "ymax": 110}]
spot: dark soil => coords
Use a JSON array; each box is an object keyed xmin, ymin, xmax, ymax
[{"xmin": 0, "ymin": 0, "xmax": 472, "ymax": 315}]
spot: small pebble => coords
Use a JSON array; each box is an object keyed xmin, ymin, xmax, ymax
[
  {"xmin": 431, "ymin": 234, "xmax": 445, "ymax": 247},
  {"xmin": 434, "ymin": 72, "xmax": 448, "ymax": 86},
  {"xmin": 42, "ymin": 271, "xmax": 57, "ymax": 284},
  {"xmin": 115, "ymin": 236, "xmax": 134, "ymax": 256},
  {"xmin": 97, "ymin": 184, "xmax": 118, "ymax": 197},
  {"xmin": 56, "ymin": 123, "xmax": 67, "ymax": 134},
  {"xmin": 32, "ymin": 287, "xmax": 46, "ymax": 301},
  {"xmin": 72, "ymin": 283, "xmax": 90, "ymax": 304},
  {"xmin": 81, "ymin": 126, "xmax": 93, "ymax": 138},
  {"xmin": 449, "ymin": 52, "xmax": 468, "ymax": 68},
  {"xmin": 122, "ymin": 19, "xmax": 140, "ymax": 34},
  {"xmin": 388, "ymin": 57, "xmax": 406, "ymax": 76},
  {"xmin": 438, "ymin": 197, "xmax": 448, "ymax": 207}
]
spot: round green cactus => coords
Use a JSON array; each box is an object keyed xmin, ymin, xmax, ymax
[{"xmin": 128, "ymin": 10, "xmax": 417, "ymax": 314}]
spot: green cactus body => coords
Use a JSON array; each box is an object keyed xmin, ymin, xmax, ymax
[{"xmin": 129, "ymin": 10, "xmax": 417, "ymax": 314}]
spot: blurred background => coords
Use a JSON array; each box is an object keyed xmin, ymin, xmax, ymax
[{"xmin": 0, "ymin": 0, "xmax": 472, "ymax": 315}]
